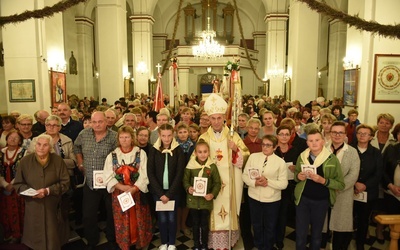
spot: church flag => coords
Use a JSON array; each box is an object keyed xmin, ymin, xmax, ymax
[
  {"xmin": 153, "ymin": 72, "xmax": 165, "ymax": 112},
  {"xmin": 169, "ymin": 57, "xmax": 179, "ymax": 113}
]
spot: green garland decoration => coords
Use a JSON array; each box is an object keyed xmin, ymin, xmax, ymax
[
  {"xmin": 297, "ymin": 0, "xmax": 400, "ymax": 40},
  {"xmin": 0, "ymin": 0, "xmax": 87, "ymax": 27}
]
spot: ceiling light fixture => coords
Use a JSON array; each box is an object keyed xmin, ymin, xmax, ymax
[
  {"xmin": 136, "ymin": 1, "xmax": 148, "ymax": 74},
  {"xmin": 192, "ymin": 0, "xmax": 224, "ymax": 60}
]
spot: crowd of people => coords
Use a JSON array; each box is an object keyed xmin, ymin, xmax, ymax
[{"xmin": 0, "ymin": 92, "xmax": 399, "ymax": 250}]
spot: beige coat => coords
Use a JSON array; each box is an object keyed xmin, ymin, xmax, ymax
[{"xmin": 328, "ymin": 143, "xmax": 360, "ymax": 231}]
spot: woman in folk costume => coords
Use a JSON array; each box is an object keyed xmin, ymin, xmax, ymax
[
  {"xmin": 198, "ymin": 93, "xmax": 250, "ymax": 249},
  {"xmin": 0, "ymin": 130, "xmax": 26, "ymax": 243},
  {"xmin": 103, "ymin": 125, "xmax": 152, "ymax": 250}
]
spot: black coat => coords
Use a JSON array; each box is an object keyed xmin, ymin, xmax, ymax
[
  {"xmin": 352, "ymin": 143, "xmax": 383, "ymax": 201},
  {"xmin": 382, "ymin": 143, "xmax": 400, "ymax": 190},
  {"xmin": 147, "ymin": 145, "xmax": 186, "ymax": 199}
]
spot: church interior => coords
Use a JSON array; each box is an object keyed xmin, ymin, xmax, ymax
[{"xmin": 0, "ymin": 0, "xmax": 399, "ymax": 125}]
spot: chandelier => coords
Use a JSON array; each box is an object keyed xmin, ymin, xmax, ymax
[
  {"xmin": 267, "ymin": 0, "xmax": 284, "ymax": 78},
  {"xmin": 136, "ymin": 0, "xmax": 148, "ymax": 74},
  {"xmin": 136, "ymin": 61, "xmax": 148, "ymax": 74},
  {"xmin": 267, "ymin": 64, "xmax": 284, "ymax": 78},
  {"xmin": 192, "ymin": 1, "xmax": 224, "ymax": 60}
]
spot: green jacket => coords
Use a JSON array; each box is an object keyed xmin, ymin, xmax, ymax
[
  {"xmin": 182, "ymin": 159, "xmax": 221, "ymax": 211},
  {"xmin": 294, "ymin": 152, "xmax": 344, "ymax": 206}
]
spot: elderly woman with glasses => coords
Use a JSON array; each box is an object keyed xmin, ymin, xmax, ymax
[
  {"xmin": 28, "ymin": 115, "xmax": 76, "ymax": 169},
  {"xmin": 16, "ymin": 114, "xmax": 36, "ymax": 150},
  {"xmin": 351, "ymin": 124, "xmax": 383, "ymax": 250},
  {"xmin": 13, "ymin": 134, "xmax": 70, "ymax": 250},
  {"xmin": 274, "ymin": 123, "xmax": 307, "ymax": 250},
  {"xmin": 242, "ymin": 135, "xmax": 288, "ymax": 250}
]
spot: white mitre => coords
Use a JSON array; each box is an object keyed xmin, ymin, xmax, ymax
[{"xmin": 204, "ymin": 93, "xmax": 227, "ymax": 116}]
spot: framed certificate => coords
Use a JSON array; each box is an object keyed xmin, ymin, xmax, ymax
[
  {"xmin": 301, "ymin": 165, "xmax": 316, "ymax": 179},
  {"xmin": 117, "ymin": 192, "xmax": 135, "ymax": 212},
  {"xmin": 93, "ymin": 170, "xmax": 106, "ymax": 189},
  {"xmin": 9, "ymin": 79, "xmax": 36, "ymax": 102},
  {"xmin": 193, "ymin": 177, "xmax": 208, "ymax": 196},
  {"xmin": 248, "ymin": 168, "xmax": 260, "ymax": 180}
]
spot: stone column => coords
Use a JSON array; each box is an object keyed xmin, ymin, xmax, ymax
[
  {"xmin": 153, "ymin": 33, "xmax": 167, "ymax": 73},
  {"xmin": 287, "ymin": 0, "xmax": 320, "ymax": 104},
  {"xmin": 96, "ymin": 0, "xmax": 127, "ymax": 102},
  {"xmin": 75, "ymin": 17, "xmax": 96, "ymax": 98},
  {"xmin": 131, "ymin": 15, "xmax": 155, "ymax": 95},
  {"xmin": 327, "ymin": 19, "xmax": 347, "ymax": 99},
  {"xmin": 178, "ymin": 67, "xmax": 190, "ymax": 96},
  {"xmin": 253, "ymin": 31, "xmax": 266, "ymax": 95},
  {"xmin": 264, "ymin": 13, "xmax": 288, "ymax": 97}
]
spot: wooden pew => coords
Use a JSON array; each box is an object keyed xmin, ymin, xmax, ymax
[{"xmin": 375, "ymin": 215, "xmax": 400, "ymax": 250}]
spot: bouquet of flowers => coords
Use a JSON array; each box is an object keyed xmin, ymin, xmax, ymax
[{"xmin": 224, "ymin": 60, "xmax": 240, "ymax": 72}]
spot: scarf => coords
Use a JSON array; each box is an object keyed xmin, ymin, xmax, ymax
[
  {"xmin": 177, "ymin": 138, "xmax": 194, "ymax": 153},
  {"xmin": 153, "ymin": 137, "xmax": 180, "ymax": 156},
  {"xmin": 300, "ymin": 146, "xmax": 332, "ymax": 167},
  {"xmin": 186, "ymin": 157, "xmax": 213, "ymax": 177}
]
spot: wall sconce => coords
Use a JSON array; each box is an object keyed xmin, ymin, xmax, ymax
[
  {"xmin": 124, "ymin": 72, "xmax": 131, "ymax": 80},
  {"xmin": 284, "ymin": 72, "xmax": 291, "ymax": 81},
  {"xmin": 343, "ymin": 57, "xmax": 354, "ymax": 69},
  {"xmin": 318, "ymin": 71, "xmax": 322, "ymax": 78},
  {"xmin": 47, "ymin": 49, "xmax": 66, "ymax": 72},
  {"xmin": 206, "ymin": 67, "xmax": 212, "ymax": 73}
]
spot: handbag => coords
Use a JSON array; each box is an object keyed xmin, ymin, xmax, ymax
[{"xmin": 70, "ymin": 165, "xmax": 86, "ymax": 189}]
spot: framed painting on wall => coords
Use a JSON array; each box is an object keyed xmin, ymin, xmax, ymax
[
  {"xmin": 372, "ymin": 54, "xmax": 400, "ymax": 103},
  {"xmin": 9, "ymin": 79, "xmax": 36, "ymax": 102},
  {"xmin": 343, "ymin": 68, "xmax": 359, "ymax": 107},
  {"xmin": 50, "ymin": 70, "xmax": 66, "ymax": 107}
]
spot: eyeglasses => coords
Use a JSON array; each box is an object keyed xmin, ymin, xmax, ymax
[
  {"xmin": 19, "ymin": 123, "xmax": 32, "ymax": 126},
  {"xmin": 7, "ymin": 136, "xmax": 20, "ymax": 141},
  {"xmin": 277, "ymin": 133, "xmax": 290, "ymax": 137},
  {"xmin": 261, "ymin": 143, "xmax": 274, "ymax": 148},
  {"xmin": 357, "ymin": 132, "xmax": 372, "ymax": 137},
  {"xmin": 45, "ymin": 124, "xmax": 60, "ymax": 128},
  {"xmin": 330, "ymin": 131, "xmax": 346, "ymax": 136}
]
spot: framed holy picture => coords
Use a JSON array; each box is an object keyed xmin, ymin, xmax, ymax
[
  {"xmin": 372, "ymin": 54, "xmax": 400, "ymax": 103},
  {"xmin": 343, "ymin": 68, "xmax": 359, "ymax": 107},
  {"xmin": 8, "ymin": 79, "xmax": 36, "ymax": 102},
  {"xmin": 50, "ymin": 70, "xmax": 67, "ymax": 107}
]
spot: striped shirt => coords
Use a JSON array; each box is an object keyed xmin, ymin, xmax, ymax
[{"xmin": 73, "ymin": 128, "xmax": 117, "ymax": 189}]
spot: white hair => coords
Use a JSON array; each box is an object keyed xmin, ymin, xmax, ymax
[{"xmin": 33, "ymin": 134, "xmax": 55, "ymax": 153}]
